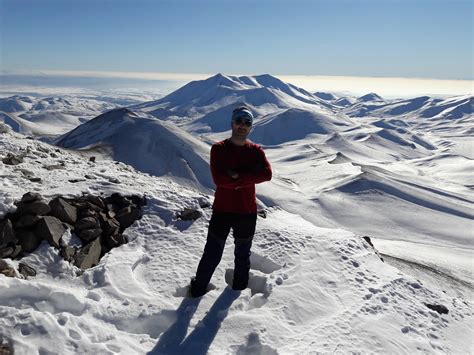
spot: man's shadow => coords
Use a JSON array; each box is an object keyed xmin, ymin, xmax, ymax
[{"xmin": 148, "ymin": 287, "xmax": 241, "ymax": 355}]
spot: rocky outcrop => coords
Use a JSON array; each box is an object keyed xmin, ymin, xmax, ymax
[
  {"xmin": 425, "ymin": 303, "xmax": 449, "ymax": 315},
  {"xmin": 0, "ymin": 192, "xmax": 146, "ymax": 272},
  {"xmin": 177, "ymin": 208, "xmax": 202, "ymax": 221},
  {"xmin": 362, "ymin": 236, "xmax": 384, "ymax": 262}
]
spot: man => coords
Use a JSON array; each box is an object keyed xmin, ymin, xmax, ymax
[{"xmin": 190, "ymin": 105, "xmax": 272, "ymax": 297}]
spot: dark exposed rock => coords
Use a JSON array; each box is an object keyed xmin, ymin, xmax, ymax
[
  {"xmin": 99, "ymin": 214, "xmax": 120, "ymax": 236},
  {"xmin": 0, "ymin": 122, "xmax": 10, "ymax": 134},
  {"xmin": 362, "ymin": 236, "xmax": 384, "ymax": 262},
  {"xmin": 10, "ymin": 245, "xmax": 22, "ymax": 259},
  {"xmin": 79, "ymin": 209, "xmax": 97, "ymax": 218},
  {"xmin": 75, "ymin": 216, "xmax": 100, "ymax": 231},
  {"xmin": 15, "ymin": 168, "xmax": 34, "ymax": 178},
  {"xmin": 13, "ymin": 214, "xmax": 40, "ymax": 228},
  {"xmin": 44, "ymin": 164, "xmax": 65, "ymax": 171},
  {"xmin": 2, "ymin": 153, "xmax": 23, "ymax": 165},
  {"xmin": 84, "ymin": 174, "xmax": 95, "ymax": 179},
  {"xmin": 83, "ymin": 195, "xmax": 105, "ymax": 210},
  {"xmin": 60, "ymin": 246, "xmax": 77, "ymax": 262},
  {"xmin": 49, "ymin": 197, "xmax": 77, "ymax": 225},
  {"xmin": 116, "ymin": 206, "xmax": 141, "ymax": 230},
  {"xmin": 103, "ymin": 233, "xmax": 128, "ymax": 251},
  {"xmin": 106, "ymin": 193, "xmax": 128, "ymax": 207},
  {"xmin": 19, "ymin": 262, "xmax": 36, "ymax": 278},
  {"xmin": 0, "ymin": 259, "xmax": 17, "ymax": 278},
  {"xmin": 28, "ymin": 177, "xmax": 42, "ymax": 183},
  {"xmin": 77, "ymin": 201, "xmax": 103, "ymax": 212},
  {"xmin": 79, "ymin": 228, "xmax": 102, "ymax": 241},
  {"xmin": 17, "ymin": 229, "xmax": 42, "ymax": 252},
  {"xmin": 68, "ymin": 178, "xmax": 85, "ymax": 183},
  {"xmin": 425, "ymin": 303, "xmax": 449, "ymax": 315},
  {"xmin": 0, "ymin": 219, "xmax": 15, "ymax": 247},
  {"xmin": 16, "ymin": 200, "xmax": 51, "ymax": 216},
  {"xmin": 20, "ymin": 192, "xmax": 42, "ymax": 203},
  {"xmin": 178, "ymin": 208, "xmax": 202, "ymax": 221},
  {"xmin": 0, "ymin": 192, "xmax": 144, "ymax": 270},
  {"xmin": 89, "ymin": 156, "xmax": 96, "ymax": 163},
  {"xmin": 0, "ymin": 334, "xmax": 13, "ymax": 355},
  {"xmin": 35, "ymin": 216, "xmax": 66, "ymax": 248},
  {"xmin": 74, "ymin": 238, "xmax": 102, "ymax": 270},
  {"xmin": 130, "ymin": 194, "xmax": 147, "ymax": 208},
  {"xmin": 0, "ymin": 246, "xmax": 14, "ymax": 258}
]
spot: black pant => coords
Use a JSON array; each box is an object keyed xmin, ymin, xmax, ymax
[{"xmin": 193, "ymin": 212, "xmax": 257, "ymax": 293}]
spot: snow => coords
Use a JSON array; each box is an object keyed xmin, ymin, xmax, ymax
[{"xmin": 0, "ymin": 73, "xmax": 473, "ymax": 354}]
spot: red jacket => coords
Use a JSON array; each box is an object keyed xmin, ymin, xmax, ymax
[{"xmin": 210, "ymin": 139, "xmax": 272, "ymax": 214}]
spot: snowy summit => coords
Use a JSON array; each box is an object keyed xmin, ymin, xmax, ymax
[{"xmin": 0, "ymin": 73, "xmax": 473, "ymax": 354}]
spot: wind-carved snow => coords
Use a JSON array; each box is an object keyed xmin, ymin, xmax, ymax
[{"xmin": 0, "ymin": 73, "xmax": 473, "ymax": 353}]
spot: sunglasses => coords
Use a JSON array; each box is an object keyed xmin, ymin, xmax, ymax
[{"xmin": 233, "ymin": 118, "xmax": 252, "ymax": 127}]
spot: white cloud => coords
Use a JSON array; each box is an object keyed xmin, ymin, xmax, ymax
[
  {"xmin": 278, "ymin": 75, "xmax": 474, "ymax": 99},
  {"xmin": 1, "ymin": 70, "xmax": 472, "ymax": 99}
]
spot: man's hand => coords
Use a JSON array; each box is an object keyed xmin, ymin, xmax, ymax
[{"xmin": 227, "ymin": 169, "xmax": 239, "ymax": 179}]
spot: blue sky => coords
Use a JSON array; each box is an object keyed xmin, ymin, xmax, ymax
[{"xmin": 0, "ymin": 0, "xmax": 472, "ymax": 80}]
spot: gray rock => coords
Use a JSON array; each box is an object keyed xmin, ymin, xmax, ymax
[
  {"xmin": 20, "ymin": 192, "xmax": 42, "ymax": 203},
  {"xmin": 0, "ymin": 122, "xmax": 11, "ymax": 134},
  {"xmin": 84, "ymin": 195, "xmax": 106, "ymax": 210},
  {"xmin": 425, "ymin": 303, "xmax": 449, "ymax": 315},
  {"xmin": 0, "ymin": 261, "xmax": 17, "ymax": 278},
  {"xmin": 79, "ymin": 228, "xmax": 102, "ymax": 241},
  {"xmin": 10, "ymin": 245, "xmax": 22, "ymax": 259},
  {"xmin": 43, "ymin": 164, "xmax": 65, "ymax": 171},
  {"xmin": 74, "ymin": 238, "xmax": 102, "ymax": 270},
  {"xmin": 98, "ymin": 213, "xmax": 120, "ymax": 236},
  {"xmin": 0, "ymin": 219, "xmax": 15, "ymax": 247},
  {"xmin": 17, "ymin": 229, "xmax": 43, "ymax": 253},
  {"xmin": 116, "ymin": 206, "xmax": 141, "ymax": 230},
  {"xmin": 2, "ymin": 153, "xmax": 23, "ymax": 165},
  {"xmin": 179, "ymin": 208, "xmax": 202, "ymax": 221},
  {"xmin": 68, "ymin": 178, "xmax": 85, "ymax": 183},
  {"xmin": 104, "ymin": 233, "xmax": 128, "ymax": 250},
  {"xmin": 18, "ymin": 262, "xmax": 36, "ymax": 278},
  {"xmin": 60, "ymin": 246, "xmax": 76, "ymax": 262},
  {"xmin": 35, "ymin": 216, "xmax": 66, "ymax": 248},
  {"xmin": 13, "ymin": 214, "xmax": 40, "ymax": 228},
  {"xmin": 49, "ymin": 197, "xmax": 77, "ymax": 225},
  {"xmin": 16, "ymin": 200, "xmax": 51, "ymax": 216},
  {"xmin": 0, "ymin": 246, "xmax": 14, "ymax": 258},
  {"xmin": 75, "ymin": 216, "xmax": 100, "ymax": 230}
]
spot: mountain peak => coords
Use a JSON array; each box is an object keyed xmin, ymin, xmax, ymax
[{"xmin": 358, "ymin": 93, "xmax": 384, "ymax": 102}]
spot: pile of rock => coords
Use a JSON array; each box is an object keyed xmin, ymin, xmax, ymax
[
  {"xmin": 0, "ymin": 335, "xmax": 13, "ymax": 355},
  {"xmin": 0, "ymin": 192, "xmax": 146, "ymax": 272}
]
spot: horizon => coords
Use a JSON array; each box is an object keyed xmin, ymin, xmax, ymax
[{"xmin": 0, "ymin": 69, "xmax": 472, "ymax": 99}]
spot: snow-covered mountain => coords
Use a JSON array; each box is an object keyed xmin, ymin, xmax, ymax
[
  {"xmin": 131, "ymin": 73, "xmax": 335, "ymax": 129},
  {"xmin": 55, "ymin": 108, "xmax": 213, "ymax": 191},
  {"xmin": 0, "ymin": 95, "xmax": 118, "ymax": 136},
  {"xmin": 1, "ymin": 125, "xmax": 472, "ymax": 354},
  {"xmin": 1, "ymin": 73, "xmax": 473, "ymax": 353}
]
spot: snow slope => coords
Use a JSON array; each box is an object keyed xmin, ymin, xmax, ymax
[
  {"xmin": 0, "ymin": 95, "xmax": 118, "ymax": 137},
  {"xmin": 55, "ymin": 108, "xmax": 213, "ymax": 191},
  {"xmin": 49, "ymin": 75, "xmax": 472, "ymax": 290},
  {"xmin": 1, "ymin": 127, "xmax": 472, "ymax": 354}
]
